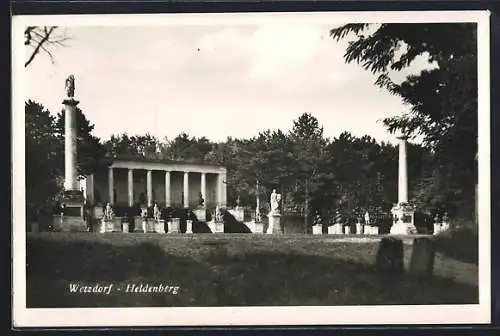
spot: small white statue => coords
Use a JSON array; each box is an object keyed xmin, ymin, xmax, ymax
[
  {"xmin": 269, "ymin": 189, "xmax": 281, "ymax": 214},
  {"xmin": 364, "ymin": 211, "xmax": 370, "ymax": 225},
  {"xmin": 104, "ymin": 202, "xmax": 114, "ymax": 220},
  {"xmin": 140, "ymin": 206, "xmax": 148, "ymax": 218},
  {"xmin": 153, "ymin": 203, "xmax": 161, "ymax": 221},
  {"xmin": 214, "ymin": 205, "xmax": 222, "ymax": 222}
]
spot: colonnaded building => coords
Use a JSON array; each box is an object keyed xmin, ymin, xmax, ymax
[{"xmin": 80, "ymin": 157, "xmax": 227, "ymax": 209}]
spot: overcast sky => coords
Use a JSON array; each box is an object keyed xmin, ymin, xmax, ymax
[{"xmin": 25, "ymin": 21, "xmax": 433, "ymax": 144}]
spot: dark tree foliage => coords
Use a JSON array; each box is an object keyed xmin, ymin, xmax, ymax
[
  {"xmin": 330, "ymin": 23, "xmax": 477, "ymax": 218},
  {"xmin": 25, "ymin": 101, "xmax": 62, "ymax": 220},
  {"xmin": 55, "ymin": 108, "xmax": 110, "ymax": 175}
]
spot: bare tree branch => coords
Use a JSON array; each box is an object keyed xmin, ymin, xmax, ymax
[{"xmin": 24, "ymin": 26, "xmax": 70, "ymax": 67}]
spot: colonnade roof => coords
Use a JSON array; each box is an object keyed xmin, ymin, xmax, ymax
[{"xmin": 109, "ymin": 158, "xmax": 226, "ymax": 174}]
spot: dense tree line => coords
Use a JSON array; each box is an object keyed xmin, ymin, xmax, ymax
[
  {"xmin": 25, "ymin": 22, "xmax": 477, "ymax": 224},
  {"xmin": 26, "ymin": 99, "xmax": 435, "ymax": 226}
]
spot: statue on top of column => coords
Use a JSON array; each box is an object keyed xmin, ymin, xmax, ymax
[{"xmin": 65, "ymin": 74, "xmax": 75, "ymax": 98}]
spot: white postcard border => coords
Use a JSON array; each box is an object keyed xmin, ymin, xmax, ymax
[{"xmin": 12, "ymin": 10, "xmax": 491, "ymax": 327}]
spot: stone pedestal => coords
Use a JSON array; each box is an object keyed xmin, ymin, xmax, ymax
[
  {"xmin": 433, "ymin": 223, "xmax": 441, "ymax": 235},
  {"xmin": 55, "ymin": 190, "xmax": 87, "ymax": 232},
  {"xmin": 267, "ymin": 213, "xmax": 282, "ymax": 234},
  {"xmin": 356, "ymin": 222, "xmax": 363, "ymax": 235},
  {"xmin": 112, "ymin": 218, "xmax": 122, "ymax": 232},
  {"xmin": 214, "ymin": 221, "xmax": 224, "ymax": 233},
  {"xmin": 328, "ymin": 223, "xmax": 342, "ymax": 234},
  {"xmin": 145, "ymin": 218, "xmax": 156, "ymax": 232},
  {"xmin": 409, "ymin": 238, "xmax": 435, "ymax": 278},
  {"xmin": 253, "ymin": 221, "xmax": 264, "ymax": 234},
  {"xmin": 390, "ymin": 203, "xmax": 417, "ymax": 235},
  {"xmin": 168, "ymin": 218, "xmax": 180, "ymax": 233},
  {"xmin": 344, "ymin": 226, "xmax": 351, "ymax": 235},
  {"xmin": 186, "ymin": 220, "xmax": 193, "ymax": 234},
  {"xmin": 364, "ymin": 226, "xmax": 379, "ymax": 235},
  {"xmin": 193, "ymin": 208, "xmax": 206, "ymax": 222},
  {"xmin": 99, "ymin": 220, "xmax": 113, "ymax": 233},
  {"xmin": 312, "ymin": 225, "xmax": 322, "ymax": 235},
  {"xmin": 155, "ymin": 220, "xmax": 165, "ymax": 233},
  {"xmin": 122, "ymin": 222, "xmax": 130, "ymax": 233},
  {"xmin": 133, "ymin": 216, "xmax": 145, "ymax": 233}
]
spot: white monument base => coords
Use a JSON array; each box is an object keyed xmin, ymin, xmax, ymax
[
  {"xmin": 328, "ymin": 224, "xmax": 343, "ymax": 234},
  {"xmin": 267, "ymin": 213, "xmax": 282, "ymax": 234},
  {"xmin": 168, "ymin": 218, "xmax": 180, "ymax": 233},
  {"xmin": 356, "ymin": 223, "xmax": 363, "ymax": 234},
  {"xmin": 312, "ymin": 225, "xmax": 322, "ymax": 235},
  {"xmin": 253, "ymin": 221, "xmax": 264, "ymax": 234},
  {"xmin": 214, "ymin": 221, "xmax": 224, "ymax": 233},
  {"xmin": 155, "ymin": 220, "xmax": 165, "ymax": 233},
  {"xmin": 365, "ymin": 226, "xmax": 379, "ymax": 235},
  {"xmin": 133, "ymin": 217, "xmax": 145, "ymax": 232},
  {"xmin": 390, "ymin": 203, "xmax": 417, "ymax": 235},
  {"xmin": 433, "ymin": 223, "xmax": 441, "ymax": 235},
  {"xmin": 122, "ymin": 222, "xmax": 129, "ymax": 233},
  {"xmin": 344, "ymin": 226, "xmax": 351, "ymax": 235},
  {"xmin": 186, "ymin": 220, "xmax": 193, "ymax": 234}
]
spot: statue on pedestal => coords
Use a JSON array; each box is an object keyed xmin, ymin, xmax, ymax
[
  {"xmin": 269, "ymin": 189, "xmax": 281, "ymax": 215},
  {"xmin": 104, "ymin": 202, "xmax": 114, "ymax": 221},
  {"xmin": 153, "ymin": 203, "xmax": 161, "ymax": 221},
  {"xmin": 313, "ymin": 212, "xmax": 322, "ymax": 226}
]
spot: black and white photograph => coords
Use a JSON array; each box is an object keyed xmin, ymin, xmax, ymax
[{"xmin": 12, "ymin": 11, "xmax": 491, "ymax": 327}]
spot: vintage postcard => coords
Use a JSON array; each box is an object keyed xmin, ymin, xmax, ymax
[{"xmin": 12, "ymin": 10, "xmax": 491, "ymax": 327}]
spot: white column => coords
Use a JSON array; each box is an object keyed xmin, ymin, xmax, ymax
[
  {"xmin": 108, "ymin": 167, "xmax": 114, "ymax": 204},
  {"xmin": 256, "ymin": 180, "xmax": 260, "ymax": 211},
  {"xmin": 165, "ymin": 171, "xmax": 171, "ymax": 207},
  {"xmin": 63, "ymin": 101, "xmax": 79, "ymax": 190},
  {"xmin": 218, "ymin": 171, "xmax": 227, "ymax": 207},
  {"xmin": 398, "ymin": 135, "xmax": 409, "ymax": 204},
  {"xmin": 183, "ymin": 171, "xmax": 189, "ymax": 208},
  {"xmin": 200, "ymin": 172, "xmax": 206, "ymax": 207},
  {"xmin": 146, "ymin": 170, "xmax": 153, "ymax": 207},
  {"xmin": 127, "ymin": 169, "xmax": 134, "ymax": 207}
]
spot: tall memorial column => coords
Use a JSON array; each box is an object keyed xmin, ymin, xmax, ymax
[
  {"xmin": 127, "ymin": 169, "xmax": 134, "ymax": 207},
  {"xmin": 398, "ymin": 135, "xmax": 409, "ymax": 204},
  {"xmin": 64, "ymin": 94, "xmax": 78, "ymax": 191},
  {"xmin": 390, "ymin": 134, "xmax": 417, "ymax": 235},
  {"xmin": 56, "ymin": 74, "xmax": 87, "ymax": 232},
  {"xmin": 217, "ymin": 171, "xmax": 227, "ymax": 207},
  {"xmin": 108, "ymin": 167, "xmax": 114, "ymax": 204},
  {"xmin": 200, "ymin": 173, "xmax": 206, "ymax": 207},
  {"xmin": 183, "ymin": 171, "xmax": 189, "ymax": 208},
  {"xmin": 165, "ymin": 171, "xmax": 171, "ymax": 207},
  {"xmin": 146, "ymin": 170, "xmax": 153, "ymax": 207}
]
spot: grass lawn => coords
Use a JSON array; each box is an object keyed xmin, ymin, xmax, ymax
[{"xmin": 26, "ymin": 230, "xmax": 478, "ymax": 307}]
